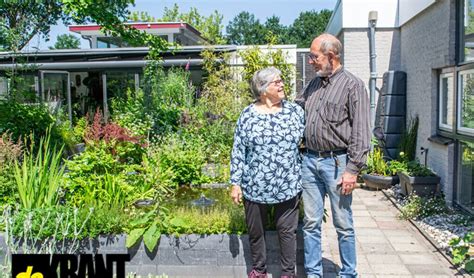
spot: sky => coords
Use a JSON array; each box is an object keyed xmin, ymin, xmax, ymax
[{"xmin": 24, "ymin": 0, "xmax": 337, "ymax": 50}]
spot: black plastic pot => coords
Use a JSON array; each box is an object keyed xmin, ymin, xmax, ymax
[{"xmin": 362, "ymin": 173, "xmax": 399, "ymax": 190}]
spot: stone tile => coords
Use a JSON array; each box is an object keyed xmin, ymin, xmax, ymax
[
  {"xmin": 360, "ymin": 243, "xmax": 396, "ymax": 254},
  {"xmin": 375, "ymin": 220, "xmax": 408, "ymax": 229},
  {"xmin": 354, "ymin": 217, "xmax": 379, "ymax": 228},
  {"xmin": 370, "ymin": 264, "xmax": 411, "ymax": 275},
  {"xmin": 376, "ymin": 274, "xmax": 413, "ymax": 278},
  {"xmin": 356, "ymin": 235, "xmax": 389, "ymax": 243},
  {"xmin": 386, "ymin": 235, "xmax": 419, "ymax": 244},
  {"xmin": 356, "ymin": 228, "xmax": 385, "ymax": 237},
  {"xmin": 406, "ymin": 264, "xmax": 452, "ymax": 275},
  {"xmin": 351, "ymin": 204, "xmax": 367, "ymax": 210},
  {"xmin": 382, "ymin": 229, "xmax": 413, "ymax": 237},
  {"xmin": 369, "ymin": 210, "xmax": 397, "ymax": 217},
  {"xmin": 365, "ymin": 254, "xmax": 402, "ymax": 264},
  {"xmin": 399, "ymin": 254, "xmax": 440, "ymax": 265},
  {"xmin": 353, "ymin": 210, "xmax": 371, "ymax": 216},
  {"xmin": 391, "ymin": 242, "xmax": 428, "ymax": 253},
  {"xmin": 413, "ymin": 275, "xmax": 453, "ymax": 278}
]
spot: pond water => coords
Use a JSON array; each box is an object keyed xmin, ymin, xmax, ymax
[{"xmin": 167, "ymin": 185, "xmax": 233, "ymax": 209}]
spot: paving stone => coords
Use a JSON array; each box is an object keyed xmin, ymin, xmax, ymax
[
  {"xmin": 382, "ymin": 229, "xmax": 413, "ymax": 237},
  {"xmin": 356, "ymin": 228, "xmax": 385, "ymax": 237},
  {"xmin": 399, "ymin": 254, "xmax": 440, "ymax": 265},
  {"xmin": 354, "ymin": 217, "xmax": 379, "ymax": 228},
  {"xmin": 360, "ymin": 242, "xmax": 396, "ymax": 254},
  {"xmin": 370, "ymin": 263, "xmax": 411, "ymax": 275},
  {"xmin": 375, "ymin": 220, "xmax": 407, "ymax": 229},
  {"xmin": 406, "ymin": 264, "xmax": 452, "ymax": 275},
  {"xmin": 356, "ymin": 235, "xmax": 390, "ymax": 243},
  {"xmin": 352, "ymin": 210, "xmax": 371, "ymax": 216},
  {"xmin": 365, "ymin": 254, "xmax": 402, "ymax": 264},
  {"xmin": 386, "ymin": 234, "xmax": 419, "ymax": 244},
  {"xmin": 391, "ymin": 242, "xmax": 429, "ymax": 253}
]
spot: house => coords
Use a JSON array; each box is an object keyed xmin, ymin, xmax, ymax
[
  {"xmin": 326, "ymin": 0, "xmax": 473, "ymax": 214},
  {"xmin": 0, "ymin": 22, "xmax": 300, "ymax": 124}
]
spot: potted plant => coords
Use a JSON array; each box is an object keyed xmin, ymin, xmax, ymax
[
  {"xmin": 394, "ymin": 155, "xmax": 441, "ymax": 197},
  {"xmin": 361, "ymin": 147, "xmax": 399, "ymax": 190}
]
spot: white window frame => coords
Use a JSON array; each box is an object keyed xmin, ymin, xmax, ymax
[
  {"xmin": 458, "ymin": 69, "xmax": 474, "ymax": 136},
  {"xmin": 439, "ymin": 72, "xmax": 454, "ymax": 131}
]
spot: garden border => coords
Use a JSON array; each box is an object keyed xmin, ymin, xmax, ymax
[{"xmin": 380, "ymin": 189, "xmax": 471, "ymax": 277}]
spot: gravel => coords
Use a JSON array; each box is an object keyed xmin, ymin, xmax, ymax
[{"xmin": 385, "ymin": 185, "xmax": 473, "ymax": 252}]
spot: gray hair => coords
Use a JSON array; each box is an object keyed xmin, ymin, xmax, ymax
[
  {"xmin": 250, "ymin": 67, "xmax": 282, "ymax": 100},
  {"xmin": 318, "ymin": 33, "xmax": 342, "ymax": 59}
]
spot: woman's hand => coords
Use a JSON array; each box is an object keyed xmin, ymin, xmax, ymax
[{"xmin": 230, "ymin": 185, "xmax": 243, "ymax": 205}]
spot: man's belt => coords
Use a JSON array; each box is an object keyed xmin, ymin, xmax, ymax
[{"xmin": 304, "ymin": 148, "xmax": 347, "ymax": 158}]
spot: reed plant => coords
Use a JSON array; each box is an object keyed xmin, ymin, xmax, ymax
[{"xmin": 13, "ymin": 128, "xmax": 65, "ymax": 209}]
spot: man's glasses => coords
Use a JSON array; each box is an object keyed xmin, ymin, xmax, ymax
[{"xmin": 308, "ymin": 53, "xmax": 318, "ymax": 63}]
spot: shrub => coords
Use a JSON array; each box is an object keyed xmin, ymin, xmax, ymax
[
  {"xmin": 154, "ymin": 134, "xmax": 210, "ymax": 186},
  {"xmin": 111, "ymin": 89, "xmax": 153, "ymax": 137},
  {"xmin": 0, "ymin": 100, "xmax": 63, "ymax": 147},
  {"xmin": 0, "ymin": 133, "xmax": 22, "ymax": 205},
  {"xmin": 399, "ymin": 194, "xmax": 448, "ymax": 220}
]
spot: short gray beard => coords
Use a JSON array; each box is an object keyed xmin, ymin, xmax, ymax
[{"xmin": 316, "ymin": 63, "xmax": 333, "ymax": 77}]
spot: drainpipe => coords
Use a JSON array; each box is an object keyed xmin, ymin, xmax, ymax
[
  {"xmin": 368, "ymin": 11, "xmax": 378, "ymax": 129},
  {"xmin": 301, "ymin": 53, "xmax": 306, "ymax": 89}
]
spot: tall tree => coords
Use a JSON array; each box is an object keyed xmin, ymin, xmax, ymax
[
  {"xmin": 49, "ymin": 34, "xmax": 80, "ymax": 49},
  {"xmin": 226, "ymin": 11, "xmax": 266, "ymax": 45},
  {"xmin": 0, "ymin": 0, "xmax": 167, "ymax": 55},
  {"xmin": 287, "ymin": 9, "xmax": 332, "ymax": 48},
  {"xmin": 264, "ymin": 16, "xmax": 288, "ymax": 44},
  {"xmin": 161, "ymin": 4, "xmax": 226, "ymax": 45}
]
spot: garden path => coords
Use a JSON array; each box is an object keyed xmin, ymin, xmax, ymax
[{"xmin": 315, "ymin": 188, "xmax": 462, "ymax": 278}]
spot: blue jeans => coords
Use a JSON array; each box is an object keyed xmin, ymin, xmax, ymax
[{"xmin": 301, "ymin": 153, "xmax": 358, "ymax": 278}]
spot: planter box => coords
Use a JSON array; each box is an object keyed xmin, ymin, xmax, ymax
[
  {"xmin": 0, "ymin": 232, "xmax": 305, "ymax": 277},
  {"xmin": 398, "ymin": 172, "xmax": 441, "ymax": 197},
  {"xmin": 362, "ymin": 173, "xmax": 399, "ymax": 190}
]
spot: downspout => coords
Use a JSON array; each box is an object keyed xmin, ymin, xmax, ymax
[{"xmin": 368, "ymin": 11, "xmax": 378, "ymax": 129}]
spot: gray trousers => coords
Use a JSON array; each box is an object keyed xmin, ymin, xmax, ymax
[{"xmin": 244, "ymin": 194, "xmax": 300, "ymax": 276}]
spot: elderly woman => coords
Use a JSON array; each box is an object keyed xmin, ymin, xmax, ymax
[{"xmin": 230, "ymin": 67, "xmax": 305, "ymax": 278}]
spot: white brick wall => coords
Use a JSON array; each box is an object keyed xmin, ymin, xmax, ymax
[
  {"xmin": 343, "ymin": 29, "xmax": 401, "ymax": 89},
  {"xmin": 399, "ymin": 0, "xmax": 456, "ymax": 202},
  {"xmin": 337, "ymin": 0, "xmax": 458, "ymax": 203}
]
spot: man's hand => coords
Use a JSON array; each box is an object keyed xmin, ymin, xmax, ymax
[
  {"xmin": 230, "ymin": 185, "xmax": 243, "ymax": 204},
  {"xmin": 338, "ymin": 171, "xmax": 357, "ymax": 195}
]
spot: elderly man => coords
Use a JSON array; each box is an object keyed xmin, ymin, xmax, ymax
[{"xmin": 295, "ymin": 33, "xmax": 371, "ymax": 278}]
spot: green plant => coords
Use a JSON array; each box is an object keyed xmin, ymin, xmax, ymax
[
  {"xmin": 155, "ymin": 134, "xmax": 211, "ymax": 186},
  {"xmin": 0, "ymin": 133, "xmax": 23, "ymax": 205},
  {"xmin": 405, "ymin": 160, "xmax": 437, "ymax": 176},
  {"xmin": 111, "ymin": 88, "xmax": 154, "ymax": 137},
  {"xmin": 399, "ymin": 116, "xmax": 419, "ymax": 161},
  {"xmin": 399, "ymin": 194, "xmax": 448, "ymax": 220},
  {"xmin": 0, "ymin": 100, "xmax": 63, "ymax": 147},
  {"xmin": 449, "ymin": 232, "xmax": 474, "ymax": 273},
  {"xmin": 126, "ymin": 208, "xmax": 167, "ymax": 252},
  {"xmin": 239, "ymin": 42, "xmax": 295, "ymax": 98},
  {"xmin": 365, "ymin": 147, "xmax": 395, "ymax": 176},
  {"xmin": 13, "ymin": 129, "xmax": 65, "ymax": 209}
]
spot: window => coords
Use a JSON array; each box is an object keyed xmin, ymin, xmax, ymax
[
  {"xmin": 458, "ymin": 140, "xmax": 474, "ymax": 213},
  {"xmin": 439, "ymin": 73, "xmax": 454, "ymax": 130},
  {"xmin": 461, "ymin": 0, "xmax": 474, "ymax": 62},
  {"xmin": 458, "ymin": 69, "xmax": 474, "ymax": 134},
  {"xmin": 0, "ymin": 76, "xmax": 8, "ymax": 100}
]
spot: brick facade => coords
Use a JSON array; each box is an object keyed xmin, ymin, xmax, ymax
[
  {"xmin": 336, "ymin": 0, "xmax": 458, "ymax": 204},
  {"xmin": 399, "ymin": 0, "xmax": 456, "ymax": 203}
]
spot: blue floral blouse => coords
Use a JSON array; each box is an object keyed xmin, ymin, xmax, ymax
[{"xmin": 230, "ymin": 100, "xmax": 305, "ymax": 204}]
